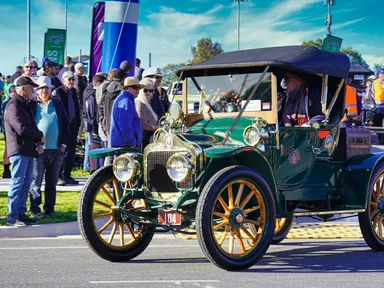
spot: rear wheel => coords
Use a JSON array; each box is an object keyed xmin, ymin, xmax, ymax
[
  {"xmin": 272, "ymin": 217, "xmax": 294, "ymax": 244},
  {"xmin": 358, "ymin": 163, "xmax": 384, "ymax": 251},
  {"xmin": 196, "ymin": 165, "xmax": 276, "ymax": 270},
  {"xmin": 78, "ymin": 165, "xmax": 154, "ymax": 262}
]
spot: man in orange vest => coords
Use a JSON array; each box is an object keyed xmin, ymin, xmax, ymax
[
  {"xmin": 341, "ymin": 77, "xmax": 359, "ymax": 127},
  {"xmin": 371, "ymin": 69, "xmax": 384, "ymax": 105}
]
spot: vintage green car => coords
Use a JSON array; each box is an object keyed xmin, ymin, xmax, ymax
[{"xmin": 78, "ymin": 46, "xmax": 384, "ymax": 271}]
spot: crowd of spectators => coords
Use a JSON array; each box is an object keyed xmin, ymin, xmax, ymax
[{"xmin": 0, "ymin": 57, "xmax": 170, "ymax": 227}]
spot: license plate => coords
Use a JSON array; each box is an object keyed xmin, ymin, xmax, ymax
[{"xmin": 158, "ymin": 210, "xmax": 181, "ymax": 226}]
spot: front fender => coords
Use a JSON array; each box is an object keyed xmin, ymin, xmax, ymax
[
  {"xmin": 343, "ymin": 152, "xmax": 384, "ymax": 209},
  {"xmin": 201, "ymin": 146, "xmax": 286, "ymax": 217},
  {"xmin": 89, "ymin": 147, "xmax": 139, "ymax": 159}
]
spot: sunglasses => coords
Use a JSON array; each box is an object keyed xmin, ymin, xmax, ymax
[
  {"xmin": 150, "ymin": 76, "xmax": 162, "ymax": 80},
  {"xmin": 25, "ymin": 66, "xmax": 36, "ymax": 69},
  {"xmin": 68, "ymin": 78, "xmax": 75, "ymax": 81},
  {"xmin": 129, "ymin": 85, "xmax": 140, "ymax": 90},
  {"xmin": 143, "ymin": 89, "xmax": 154, "ymax": 93}
]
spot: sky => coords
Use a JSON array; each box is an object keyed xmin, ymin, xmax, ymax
[{"xmin": 0, "ymin": 0, "xmax": 383, "ymax": 76}]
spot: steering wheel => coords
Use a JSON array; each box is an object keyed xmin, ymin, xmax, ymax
[
  {"xmin": 208, "ymin": 91, "xmax": 240, "ymax": 113},
  {"xmin": 309, "ymin": 115, "xmax": 325, "ymax": 127}
]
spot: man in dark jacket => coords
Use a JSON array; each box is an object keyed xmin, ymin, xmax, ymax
[
  {"xmin": 98, "ymin": 68, "xmax": 125, "ymax": 147},
  {"xmin": 29, "ymin": 76, "xmax": 69, "ymax": 218},
  {"xmin": 84, "ymin": 74, "xmax": 105, "ymax": 173},
  {"xmin": 52, "ymin": 71, "xmax": 81, "ymax": 185},
  {"xmin": 5, "ymin": 77, "xmax": 44, "ymax": 227}
]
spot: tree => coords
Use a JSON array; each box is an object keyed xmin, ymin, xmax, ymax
[
  {"xmin": 190, "ymin": 37, "xmax": 224, "ymax": 65},
  {"xmin": 162, "ymin": 63, "xmax": 184, "ymax": 84},
  {"xmin": 341, "ymin": 47, "xmax": 368, "ymax": 68},
  {"xmin": 302, "ymin": 38, "xmax": 323, "ymax": 49},
  {"xmin": 373, "ymin": 63, "xmax": 384, "ymax": 73},
  {"xmin": 302, "ymin": 38, "xmax": 369, "ymax": 68}
]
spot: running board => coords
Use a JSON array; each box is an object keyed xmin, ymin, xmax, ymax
[{"xmin": 293, "ymin": 209, "xmax": 365, "ymax": 217}]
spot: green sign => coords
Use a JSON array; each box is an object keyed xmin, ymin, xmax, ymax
[
  {"xmin": 322, "ymin": 34, "xmax": 343, "ymax": 52},
  {"xmin": 43, "ymin": 29, "xmax": 66, "ymax": 65}
]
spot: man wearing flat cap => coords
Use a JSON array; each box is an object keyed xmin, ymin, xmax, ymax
[
  {"xmin": 5, "ymin": 77, "xmax": 44, "ymax": 227},
  {"xmin": 110, "ymin": 77, "xmax": 144, "ymax": 148},
  {"xmin": 52, "ymin": 71, "xmax": 81, "ymax": 185},
  {"xmin": 143, "ymin": 67, "xmax": 170, "ymax": 119}
]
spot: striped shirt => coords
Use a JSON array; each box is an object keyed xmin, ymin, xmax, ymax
[{"xmin": 67, "ymin": 90, "xmax": 76, "ymax": 121}]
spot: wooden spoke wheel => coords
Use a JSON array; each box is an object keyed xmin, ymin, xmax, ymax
[
  {"xmin": 359, "ymin": 163, "xmax": 384, "ymax": 251},
  {"xmin": 78, "ymin": 166, "xmax": 154, "ymax": 262},
  {"xmin": 272, "ymin": 217, "xmax": 294, "ymax": 244},
  {"xmin": 196, "ymin": 166, "xmax": 276, "ymax": 271}
]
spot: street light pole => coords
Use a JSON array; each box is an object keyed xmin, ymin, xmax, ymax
[
  {"xmin": 232, "ymin": 0, "xmax": 248, "ymax": 51},
  {"xmin": 324, "ymin": 0, "xmax": 335, "ymax": 35},
  {"xmin": 27, "ymin": 0, "xmax": 31, "ymax": 60},
  {"xmin": 65, "ymin": 0, "xmax": 69, "ymax": 57}
]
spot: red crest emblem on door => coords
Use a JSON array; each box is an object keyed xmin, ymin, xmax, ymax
[{"xmin": 288, "ymin": 149, "xmax": 300, "ymax": 165}]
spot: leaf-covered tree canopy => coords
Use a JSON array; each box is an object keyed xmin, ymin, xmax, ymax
[
  {"xmin": 190, "ymin": 37, "xmax": 224, "ymax": 65},
  {"xmin": 162, "ymin": 63, "xmax": 184, "ymax": 84}
]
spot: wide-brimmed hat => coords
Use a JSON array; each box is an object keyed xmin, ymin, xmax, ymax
[
  {"xmin": 36, "ymin": 76, "xmax": 54, "ymax": 89},
  {"xmin": 142, "ymin": 67, "xmax": 163, "ymax": 78},
  {"xmin": 124, "ymin": 76, "xmax": 145, "ymax": 88}
]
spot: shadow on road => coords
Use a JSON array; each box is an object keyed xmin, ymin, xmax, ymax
[
  {"xmin": 244, "ymin": 240, "xmax": 384, "ymax": 273},
  {"xmin": 129, "ymin": 257, "xmax": 210, "ymax": 264}
]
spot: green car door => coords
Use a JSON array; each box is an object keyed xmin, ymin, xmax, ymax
[{"xmin": 274, "ymin": 127, "xmax": 319, "ymax": 190}]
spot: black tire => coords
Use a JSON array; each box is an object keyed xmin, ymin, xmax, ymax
[
  {"xmin": 272, "ymin": 217, "xmax": 294, "ymax": 244},
  {"xmin": 78, "ymin": 165, "xmax": 154, "ymax": 262},
  {"xmin": 358, "ymin": 163, "xmax": 384, "ymax": 251},
  {"xmin": 196, "ymin": 165, "xmax": 276, "ymax": 271}
]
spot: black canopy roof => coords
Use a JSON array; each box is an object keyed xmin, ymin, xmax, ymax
[
  {"xmin": 177, "ymin": 45, "xmax": 350, "ymax": 79},
  {"xmin": 348, "ymin": 63, "xmax": 374, "ymax": 75}
]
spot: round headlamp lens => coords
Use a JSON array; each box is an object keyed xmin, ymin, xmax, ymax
[
  {"xmin": 113, "ymin": 155, "xmax": 138, "ymax": 182},
  {"xmin": 244, "ymin": 126, "xmax": 261, "ymax": 146},
  {"xmin": 167, "ymin": 154, "xmax": 192, "ymax": 182}
]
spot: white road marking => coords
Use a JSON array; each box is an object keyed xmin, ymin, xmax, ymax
[
  {"xmin": 90, "ymin": 280, "xmax": 220, "ymax": 284},
  {"xmin": 0, "ymin": 244, "xmax": 199, "ymax": 250}
]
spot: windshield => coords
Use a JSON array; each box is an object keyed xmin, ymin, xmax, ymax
[{"xmin": 187, "ymin": 73, "xmax": 272, "ymax": 113}]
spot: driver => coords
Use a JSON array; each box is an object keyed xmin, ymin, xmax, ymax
[
  {"xmin": 281, "ymin": 72, "xmax": 323, "ymax": 127},
  {"xmin": 282, "ymin": 72, "xmax": 309, "ymax": 127}
]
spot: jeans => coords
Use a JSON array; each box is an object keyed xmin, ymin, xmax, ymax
[
  {"xmin": 83, "ymin": 132, "xmax": 91, "ymax": 172},
  {"xmin": 7, "ymin": 154, "xmax": 34, "ymax": 222},
  {"xmin": 30, "ymin": 149, "xmax": 64, "ymax": 214}
]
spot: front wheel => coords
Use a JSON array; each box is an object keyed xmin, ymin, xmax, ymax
[
  {"xmin": 196, "ymin": 165, "xmax": 276, "ymax": 271},
  {"xmin": 78, "ymin": 165, "xmax": 154, "ymax": 262},
  {"xmin": 358, "ymin": 163, "xmax": 384, "ymax": 251}
]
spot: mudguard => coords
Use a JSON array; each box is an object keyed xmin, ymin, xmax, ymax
[
  {"xmin": 89, "ymin": 147, "xmax": 138, "ymax": 159},
  {"xmin": 202, "ymin": 146, "xmax": 287, "ymax": 217},
  {"xmin": 343, "ymin": 152, "xmax": 384, "ymax": 209}
]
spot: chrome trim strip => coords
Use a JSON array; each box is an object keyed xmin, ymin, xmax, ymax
[{"xmin": 293, "ymin": 209, "xmax": 365, "ymax": 217}]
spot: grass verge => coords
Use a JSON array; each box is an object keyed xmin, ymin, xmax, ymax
[{"xmin": 0, "ymin": 191, "xmax": 80, "ymax": 225}]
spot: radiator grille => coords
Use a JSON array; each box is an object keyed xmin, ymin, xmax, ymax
[{"xmin": 146, "ymin": 151, "xmax": 193, "ymax": 192}]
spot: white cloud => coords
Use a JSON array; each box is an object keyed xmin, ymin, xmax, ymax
[{"xmin": 364, "ymin": 55, "xmax": 384, "ymax": 67}]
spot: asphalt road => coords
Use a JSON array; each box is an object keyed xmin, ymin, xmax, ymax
[{"xmin": 1, "ymin": 235, "xmax": 383, "ymax": 288}]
